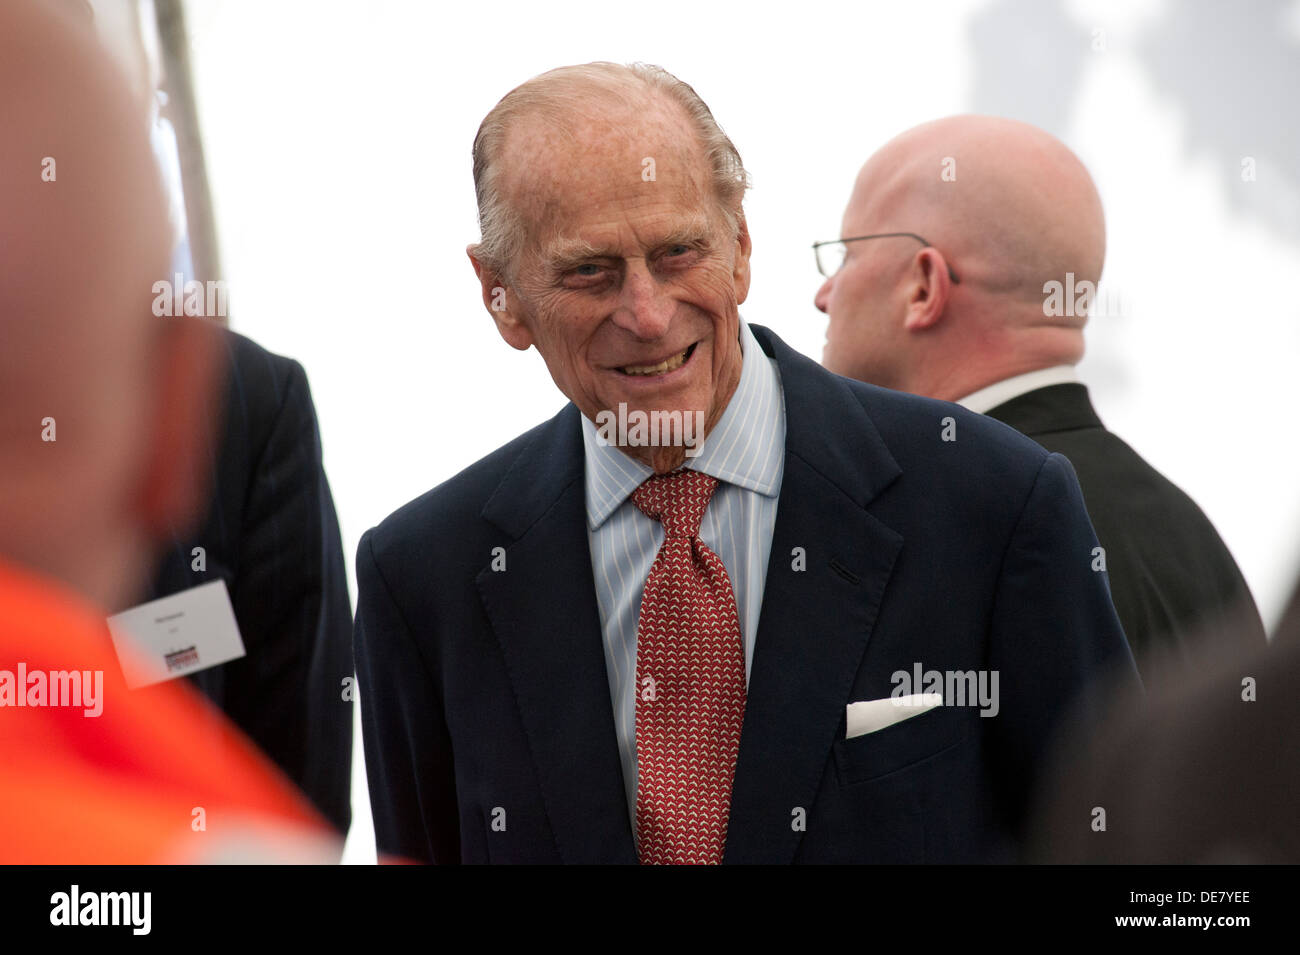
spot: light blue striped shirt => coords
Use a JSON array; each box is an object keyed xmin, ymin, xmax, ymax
[{"xmin": 579, "ymin": 320, "xmax": 786, "ymax": 828}]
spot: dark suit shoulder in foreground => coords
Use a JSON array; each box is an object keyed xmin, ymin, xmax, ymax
[{"xmin": 356, "ymin": 326, "xmax": 1138, "ymax": 863}]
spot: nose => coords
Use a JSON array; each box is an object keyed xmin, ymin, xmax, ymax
[
  {"xmin": 814, "ymin": 275, "xmax": 833, "ymax": 314},
  {"xmin": 611, "ymin": 258, "xmax": 674, "ymax": 340}
]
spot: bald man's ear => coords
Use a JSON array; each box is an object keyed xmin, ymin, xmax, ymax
[
  {"xmin": 468, "ymin": 245, "xmax": 533, "ymax": 352},
  {"xmin": 731, "ymin": 213, "xmax": 752, "ymax": 306},
  {"xmin": 135, "ymin": 317, "xmax": 225, "ymax": 540},
  {"xmin": 902, "ymin": 247, "xmax": 954, "ymax": 332}
]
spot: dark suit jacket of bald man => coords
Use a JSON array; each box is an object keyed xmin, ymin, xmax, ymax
[{"xmin": 985, "ymin": 383, "xmax": 1265, "ymax": 675}]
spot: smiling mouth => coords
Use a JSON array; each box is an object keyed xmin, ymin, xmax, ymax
[{"xmin": 616, "ymin": 342, "xmax": 698, "ymax": 377}]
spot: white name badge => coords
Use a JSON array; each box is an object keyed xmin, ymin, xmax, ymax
[{"xmin": 107, "ymin": 579, "xmax": 247, "ymax": 688}]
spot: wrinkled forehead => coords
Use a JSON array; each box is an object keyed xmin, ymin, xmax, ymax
[{"xmin": 500, "ymin": 103, "xmax": 718, "ymax": 246}]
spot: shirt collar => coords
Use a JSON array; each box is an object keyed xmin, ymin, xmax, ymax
[
  {"xmin": 955, "ymin": 365, "xmax": 1079, "ymax": 415},
  {"xmin": 580, "ymin": 320, "xmax": 785, "ymax": 530}
]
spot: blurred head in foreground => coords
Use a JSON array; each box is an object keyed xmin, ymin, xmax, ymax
[
  {"xmin": 0, "ymin": 0, "xmax": 335, "ymax": 864},
  {"xmin": 0, "ymin": 0, "xmax": 222, "ymax": 609}
]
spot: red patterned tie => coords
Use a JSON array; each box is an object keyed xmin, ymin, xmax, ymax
[{"xmin": 631, "ymin": 468, "xmax": 747, "ymax": 865}]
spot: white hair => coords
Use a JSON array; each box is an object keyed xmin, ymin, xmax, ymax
[{"xmin": 470, "ymin": 62, "xmax": 751, "ymax": 278}]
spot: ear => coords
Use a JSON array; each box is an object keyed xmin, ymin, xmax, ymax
[
  {"xmin": 467, "ymin": 244, "xmax": 533, "ymax": 351},
  {"xmin": 135, "ymin": 316, "xmax": 225, "ymax": 539},
  {"xmin": 731, "ymin": 213, "xmax": 752, "ymax": 305},
  {"xmin": 902, "ymin": 247, "xmax": 954, "ymax": 332}
]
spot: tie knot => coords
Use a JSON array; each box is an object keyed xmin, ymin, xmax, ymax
[{"xmin": 631, "ymin": 468, "xmax": 718, "ymax": 539}]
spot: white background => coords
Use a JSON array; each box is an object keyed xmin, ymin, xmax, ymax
[{"xmin": 171, "ymin": 0, "xmax": 1300, "ymax": 862}]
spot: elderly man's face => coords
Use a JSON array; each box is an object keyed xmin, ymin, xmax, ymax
[{"xmin": 474, "ymin": 106, "xmax": 751, "ymax": 473}]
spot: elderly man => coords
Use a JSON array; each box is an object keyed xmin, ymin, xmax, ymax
[
  {"xmin": 814, "ymin": 115, "xmax": 1265, "ymax": 674},
  {"xmin": 0, "ymin": 0, "xmax": 332, "ymax": 862},
  {"xmin": 355, "ymin": 65, "xmax": 1137, "ymax": 865}
]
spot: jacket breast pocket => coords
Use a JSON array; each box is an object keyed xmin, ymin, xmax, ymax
[{"xmin": 832, "ymin": 703, "xmax": 970, "ymax": 787}]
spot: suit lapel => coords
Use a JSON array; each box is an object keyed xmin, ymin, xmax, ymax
[
  {"xmin": 472, "ymin": 326, "xmax": 906, "ymax": 866},
  {"xmin": 475, "ymin": 405, "xmax": 637, "ymax": 863},
  {"xmin": 724, "ymin": 326, "xmax": 904, "ymax": 864}
]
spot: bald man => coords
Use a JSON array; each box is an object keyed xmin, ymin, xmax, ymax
[
  {"xmin": 815, "ymin": 115, "xmax": 1265, "ymax": 673},
  {"xmin": 0, "ymin": 0, "xmax": 332, "ymax": 862}
]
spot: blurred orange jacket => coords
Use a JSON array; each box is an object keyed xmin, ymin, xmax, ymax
[{"xmin": 0, "ymin": 559, "xmax": 333, "ymax": 863}]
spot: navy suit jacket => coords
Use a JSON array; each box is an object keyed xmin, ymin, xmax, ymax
[{"xmin": 355, "ymin": 324, "xmax": 1138, "ymax": 863}]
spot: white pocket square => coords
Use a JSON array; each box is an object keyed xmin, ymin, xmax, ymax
[{"xmin": 846, "ymin": 693, "xmax": 944, "ymax": 739}]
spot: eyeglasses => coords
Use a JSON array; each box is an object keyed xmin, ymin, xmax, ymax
[{"xmin": 812, "ymin": 232, "xmax": 960, "ymax": 283}]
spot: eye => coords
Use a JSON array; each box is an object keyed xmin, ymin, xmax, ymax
[
  {"xmin": 658, "ymin": 243, "xmax": 699, "ymax": 269},
  {"xmin": 560, "ymin": 261, "xmax": 611, "ymax": 290}
]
